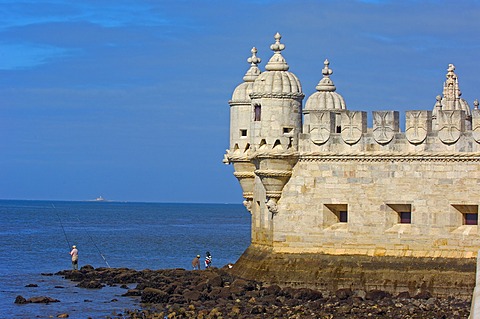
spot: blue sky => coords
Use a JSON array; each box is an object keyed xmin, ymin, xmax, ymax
[{"xmin": 1, "ymin": 0, "xmax": 479, "ymax": 203}]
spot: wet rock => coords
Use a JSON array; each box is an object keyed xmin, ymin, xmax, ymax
[
  {"xmin": 142, "ymin": 287, "xmax": 169, "ymax": 303},
  {"xmin": 76, "ymin": 280, "xmax": 104, "ymax": 289},
  {"xmin": 25, "ymin": 283, "xmax": 38, "ymax": 287},
  {"xmin": 57, "ymin": 313, "xmax": 69, "ymax": 318},
  {"xmin": 27, "ymin": 296, "xmax": 60, "ymax": 303},
  {"xmin": 336, "ymin": 288, "xmax": 353, "ymax": 300},
  {"xmin": 14, "ymin": 295, "xmax": 28, "ymax": 304}
]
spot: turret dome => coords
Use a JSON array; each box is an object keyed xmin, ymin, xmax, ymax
[
  {"xmin": 230, "ymin": 47, "xmax": 262, "ymax": 104},
  {"xmin": 251, "ymin": 33, "xmax": 303, "ymax": 98},
  {"xmin": 305, "ymin": 59, "xmax": 346, "ymax": 110}
]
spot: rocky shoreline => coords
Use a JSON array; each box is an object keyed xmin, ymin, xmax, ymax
[{"xmin": 51, "ymin": 265, "xmax": 471, "ymax": 318}]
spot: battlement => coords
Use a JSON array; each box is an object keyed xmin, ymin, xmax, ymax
[{"xmin": 301, "ymin": 108, "xmax": 480, "ymax": 154}]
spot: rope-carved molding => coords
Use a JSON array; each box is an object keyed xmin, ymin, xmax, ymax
[
  {"xmin": 254, "ymin": 170, "xmax": 293, "ymax": 177},
  {"xmin": 233, "ymin": 171, "xmax": 256, "ymax": 179},
  {"xmin": 299, "ymin": 152, "xmax": 480, "ymax": 162},
  {"xmin": 250, "ymin": 92, "xmax": 304, "ymax": 99}
]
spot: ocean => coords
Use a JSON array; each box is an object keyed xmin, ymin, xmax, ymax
[{"xmin": 0, "ymin": 200, "xmax": 251, "ymax": 318}]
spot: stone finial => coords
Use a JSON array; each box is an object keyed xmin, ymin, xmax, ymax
[
  {"xmin": 315, "ymin": 58, "xmax": 336, "ymax": 92},
  {"xmin": 435, "ymin": 95, "xmax": 443, "ymax": 110},
  {"xmin": 243, "ymin": 47, "xmax": 261, "ymax": 82},
  {"xmin": 322, "ymin": 59, "xmax": 333, "ymax": 77},
  {"xmin": 475, "ymin": 99, "xmax": 479, "ymax": 110},
  {"xmin": 265, "ymin": 32, "xmax": 289, "ymax": 72}
]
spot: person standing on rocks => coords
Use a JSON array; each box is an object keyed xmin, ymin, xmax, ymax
[
  {"xmin": 192, "ymin": 255, "xmax": 201, "ymax": 270},
  {"xmin": 70, "ymin": 245, "xmax": 78, "ymax": 270},
  {"xmin": 205, "ymin": 251, "xmax": 212, "ymax": 268}
]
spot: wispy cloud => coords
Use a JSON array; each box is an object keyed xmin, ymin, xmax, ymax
[
  {"xmin": 0, "ymin": 1, "xmax": 170, "ymax": 31},
  {"xmin": 0, "ymin": 42, "xmax": 78, "ymax": 70}
]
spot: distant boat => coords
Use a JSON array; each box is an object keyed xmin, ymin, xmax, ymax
[{"xmin": 95, "ymin": 196, "xmax": 106, "ymax": 202}]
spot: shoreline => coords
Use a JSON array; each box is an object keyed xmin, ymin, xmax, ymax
[{"xmin": 51, "ymin": 265, "xmax": 471, "ymax": 318}]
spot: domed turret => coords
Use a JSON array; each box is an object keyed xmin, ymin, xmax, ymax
[
  {"xmin": 230, "ymin": 47, "xmax": 261, "ymax": 104},
  {"xmin": 251, "ymin": 33, "xmax": 303, "ymax": 98},
  {"xmin": 225, "ymin": 48, "xmax": 262, "ymax": 209},
  {"xmin": 305, "ymin": 59, "xmax": 346, "ymax": 110}
]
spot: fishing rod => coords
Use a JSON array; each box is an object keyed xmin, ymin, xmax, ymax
[
  {"xmin": 76, "ymin": 217, "xmax": 111, "ymax": 268},
  {"xmin": 53, "ymin": 204, "xmax": 71, "ymax": 250}
]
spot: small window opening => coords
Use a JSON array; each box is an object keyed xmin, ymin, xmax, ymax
[
  {"xmin": 254, "ymin": 105, "xmax": 261, "ymax": 121},
  {"xmin": 273, "ymin": 140, "xmax": 281, "ymax": 148},
  {"xmin": 240, "ymin": 129, "xmax": 247, "ymax": 137},
  {"xmin": 283, "ymin": 127, "xmax": 293, "ymax": 134},
  {"xmin": 244, "ymin": 143, "xmax": 250, "ymax": 151},
  {"xmin": 453, "ymin": 205, "xmax": 479, "ymax": 226},
  {"xmin": 400, "ymin": 212, "xmax": 411, "ymax": 224},
  {"xmin": 336, "ymin": 126, "xmax": 341, "ymax": 133},
  {"xmin": 387, "ymin": 204, "xmax": 412, "ymax": 224},
  {"xmin": 324, "ymin": 204, "xmax": 348, "ymax": 224},
  {"xmin": 233, "ymin": 144, "xmax": 239, "ymax": 151}
]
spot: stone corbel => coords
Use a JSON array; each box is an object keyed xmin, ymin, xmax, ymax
[{"xmin": 266, "ymin": 198, "xmax": 279, "ymax": 215}]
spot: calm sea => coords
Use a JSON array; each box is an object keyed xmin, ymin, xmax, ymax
[{"xmin": 0, "ymin": 200, "xmax": 251, "ymax": 318}]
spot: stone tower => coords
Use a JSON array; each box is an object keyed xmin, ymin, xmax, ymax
[
  {"xmin": 225, "ymin": 33, "xmax": 480, "ymax": 298},
  {"xmin": 225, "ymin": 33, "xmax": 304, "ymax": 246}
]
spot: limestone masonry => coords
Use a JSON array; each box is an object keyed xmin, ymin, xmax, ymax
[{"xmin": 224, "ymin": 33, "xmax": 480, "ymax": 298}]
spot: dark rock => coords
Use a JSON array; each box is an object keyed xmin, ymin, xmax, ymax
[
  {"xmin": 27, "ymin": 296, "xmax": 60, "ymax": 303},
  {"xmin": 122, "ymin": 289, "xmax": 141, "ymax": 296},
  {"xmin": 80, "ymin": 265, "xmax": 94, "ymax": 271},
  {"xmin": 55, "ymin": 286, "xmax": 65, "ymax": 288},
  {"xmin": 335, "ymin": 288, "xmax": 353, "ymax": 300},
  {"xmin": 25, "ymin": 283, "xmax": 38, "ymax": 287},
  {"xmin": 365, "ymin": 290, "xmax": 392, "ymax": 300},
  {"xmin": 415, "ymin": 291, "xmax": 433, "ymax": 299},
  {"xmin": 120, "ymin": 284, "xmax": 129, "ymax": 289},
  {"xmin": 183, "ymin": 290, "xmax": 201, "ymax": 301},
  {"xmin": 14, "ymin": 295, "xmax": 28, "ymax": 304},
  {"xmin": 206, "ymin": 274, "xmax": 223, "ymax": 287},
  {"xmin": 396, "ymin": 291, "xmax": 411, "ymax": 299},
  {"xmin": 141, "ymin": 287, "xmax": 169, "ymax": 303},
  {"xmin": 40, "ymin": 273, "xmax": 53, "ymax": 276},
  {"xmin": 264, "ymin": 284, "xmax": 281, "ymax": 296},
  {"xmin": 76, "ymin": 280, "xmax": 104, "ymax": 289}
]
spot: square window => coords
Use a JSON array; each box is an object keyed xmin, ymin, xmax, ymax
[
  {"xmin": 465, "ymin": 213, "xmax": 478, "ymax": 225},
  {"xmin": 399, "ymin": 212, "xmax": 411, "ymax": 224},
  {"xmin": 240, "ymin": 129, "xmax": 247, "ymax": 137},
  {"xmin": 324, "ymin": 204, "xmax": 348, "ymax": 225},
  {"xmin": 452, "ymin": 205, "xmax": 478, "ymax": 226},
  {"xmin": 339, "ymin": 211, "xmax": 348, "ymax": 223}
]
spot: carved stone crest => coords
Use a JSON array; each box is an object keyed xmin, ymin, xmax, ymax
[
  {"xmin": 472, "ymin": 109, "xmax": 480, "ymax": 143},
  {"xmin": 437, "ymin": 110, "xmax": 465, "ymax": 144},
  {"xmin": 405, "ymin": 111, "xmax": 431, "ymax": 144},
  {"xmin": 372, "ymin": 111, "xmax": 399, "ymax": 144},
  {"xmin": 341, "ymin": 111, "xmax": 366, "ymax": 145},
  {"xmin": 308, "ymin": 111, "xmax": 335, "ymax": 144}
]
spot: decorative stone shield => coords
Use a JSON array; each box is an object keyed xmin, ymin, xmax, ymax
[
  {"xmin": 341, "ymin": 111, "xmax": 366, "ymax": 145},
  {"xmin": 308, "ymin": 111, "xmax": 335, "ymax": 144},
  {"xmin": 437, "ymin": 110, "xmax": 465, "ymax": 144},
  {"xmin": 372, "ymin": 111, "xmax": 399, "ymax": 144},
  {"xmin": 472, "ymin": 109, "xmax": 480, "ymax": 143},
  {"xmin": 405, "ymin": 111, "xmax": 431, "ymax": 144}
]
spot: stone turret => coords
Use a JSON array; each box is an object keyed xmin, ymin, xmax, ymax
[{"xmin": 226, "ymin": 48, "xmax": 261, "ymax": 209}]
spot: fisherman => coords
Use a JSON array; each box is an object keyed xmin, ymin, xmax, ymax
[
  {"xmin": 205, "ymin": 251, "xmax": 212, "ymax": 268},
  {"xmin": 70, "ymin": 245, "xmax": 79, "ymax": 270},
  {"xmin": 192, "ymin": 255, "xmax": 201, "ymax": 270}
]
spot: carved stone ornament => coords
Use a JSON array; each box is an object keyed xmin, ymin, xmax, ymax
[
  {"xmin": 243, "ymin": 199, "xmax": 253, "ymax": 213},
  {"xmin": 405, "ymin": 111, "xmax": 431, "ymax": 144},
  {"xmin": 309, "ymin": 111, "xmax": 334, "ymax": 144},
  {"xmin": 341, "ymin": 111, "xmax": 366, "ymax": 145},
  {"xmin": 437, "ymin": 110, "xmax": 465, "ymax": 144},
  {"xmin": 266, "ymin": 198, "xmax": 279, "ymax": 215},
  {"xmin": 373, "ymin": 111, "xmax": 399, "ymax": 144},
  {"xmin": 473, "ymin": 108, "xmax": 480, "ymax": 143}
]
